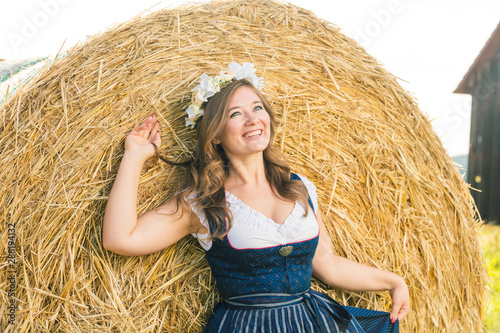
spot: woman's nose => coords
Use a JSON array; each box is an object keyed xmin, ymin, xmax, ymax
[{"xmin": 245, "ymin": 110, "xmax": 258, "ymax": 124}]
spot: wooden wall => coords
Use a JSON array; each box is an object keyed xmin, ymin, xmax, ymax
[{"xmin": 468, "ymin": 54, "xmax": 500, "ymax": 224}]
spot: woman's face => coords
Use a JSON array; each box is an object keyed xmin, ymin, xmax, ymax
[{"xmin": 213, "ymin": 85, "xmax": 271, "ymax": 159}]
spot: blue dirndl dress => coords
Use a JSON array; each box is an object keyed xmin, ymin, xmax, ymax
[{"xmin": 198, "ymin": 174, "xmax": 398, "ymax": 333}]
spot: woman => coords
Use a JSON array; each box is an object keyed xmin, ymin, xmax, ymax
[{"xmin": 102, "ymin": 62, "xmax": 410, "ymax": 332}]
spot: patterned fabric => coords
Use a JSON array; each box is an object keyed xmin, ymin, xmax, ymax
[
  {"xmin": 205, "ymin": 234, "xmax": 319, "ymax": 298},
  {"xmin": 344, "ymin": 306, "xmax": 399, "ymax": 333},
  {"xmin": 204, "ymin": 289, "xmax": 398, "ymax": 333},
  {"xmin": 200, "ymin": 173, "xmax": 398, "ymax": 332}
]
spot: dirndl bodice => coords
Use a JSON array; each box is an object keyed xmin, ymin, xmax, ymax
[
  {"xmin": 205, "ymin": 232, "xmax": 318, "ymax": 299},
  {"xmin": 203, "ymin": 233, "xmax": 398, "ymax": 333},
  {"xmin": 189, "ymin": 174, "xmax": 398, "ymax": 333}
]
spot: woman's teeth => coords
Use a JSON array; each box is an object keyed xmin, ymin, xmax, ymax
[{"xmin": 243, "ymin": 130, "xmax": 262, "ymax": 138}]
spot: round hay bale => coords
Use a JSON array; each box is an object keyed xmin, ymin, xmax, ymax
[{"xmin": 0, "ymin": 0, "xmax": 487, "ymax": 331}]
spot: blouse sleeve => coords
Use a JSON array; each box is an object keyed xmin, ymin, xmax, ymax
[
  {"xmin": 183, "ymin": 194, "xmax": 212, "ymax": 250},
  {"xmin": 296, "ymin": 174, "xmax": 319, "ymax": 212}
]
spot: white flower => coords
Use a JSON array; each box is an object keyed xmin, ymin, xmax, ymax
[
  {"xmin": 227, "ymin": 62, "xmax": 242, "ymax": 76},
  {"xmin": 219, "ymin": 69, "xmax": 235, "ymax": 82},
  {"xmin": 228, "ymin": 62, "xmax": 257, "ymax": 80},
  {"xmin": 192, "ymin": 91, "xmax": 204, "ymax": 105},
  {"xmin": 185, "ymin": 118, "xmax": 196, "ymax": 128},
  {"xmin": 227, "ymin": 61, "xmax": 264, "ymax": 88},
  {"xmin": 186, "ymin": 103, "xmax": 200, "ymax": 118},
  {"xmin": 239, "ymin": 62, "xmax": 257, "ymax": 78},
  {"xmin": 185, "ymin": 104, "xmax": 204, "ymax": 128},
  {"xmin": 249, "ymin": 73, "xmax": 265, "ymax": 90},
  {"xmin": 213, "ymin": 75, "xmax": 222, "ymax": 88},
  {"xmin": 192, "ymin": 73, "xmax": 219, "ymax": 101}
]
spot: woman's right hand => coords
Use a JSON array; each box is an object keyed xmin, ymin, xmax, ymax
[{"xmin": 124, "ymin": 113, "xmax": 161, "ymax": 162}]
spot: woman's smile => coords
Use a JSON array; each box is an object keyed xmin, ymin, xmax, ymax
[{"xmin": 243, "ymin": 129, "xmax": 263, "ymax": 138}]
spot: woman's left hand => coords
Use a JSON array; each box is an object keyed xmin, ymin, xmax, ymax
[{"xmin": 389, "ymin": 277, "xmax": 411, "ymax": 323}]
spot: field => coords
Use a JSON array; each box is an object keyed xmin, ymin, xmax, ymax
[{"xmin": 481, "ymin": 223, "xmax": 500, "ymax": 332}]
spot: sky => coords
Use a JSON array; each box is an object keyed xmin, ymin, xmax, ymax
[{"xmin": 1, "ymin": 0, "xmax": 500, "ymax": 158}]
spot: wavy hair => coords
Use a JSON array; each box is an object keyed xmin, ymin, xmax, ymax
[{"xmin": 169, "ymin": 79, "xmax": 309, "ymax": 240}]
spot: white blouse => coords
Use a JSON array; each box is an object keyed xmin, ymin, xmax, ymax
[{"xmin": 188, "ymin": 175, "xmax": 320, "ymax": 251}]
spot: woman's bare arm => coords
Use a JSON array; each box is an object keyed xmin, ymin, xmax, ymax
[
  {"xmin": 312, "ymin": 209, "xmax": 410, "ymax": 322},
  {"xmin": 102, "ymin": 114, "xmax": 202, "ymax": 256}
]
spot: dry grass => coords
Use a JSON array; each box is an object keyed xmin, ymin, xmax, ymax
[
  {"xmin": 480, "ymin": 223, "xmax": 500, "ymax": 332},
  {"xmin": 0, "ymin": 0, "xmax": 487, "ymax": 331}
]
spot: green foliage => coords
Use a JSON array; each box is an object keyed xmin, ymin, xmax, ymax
[{"xmin": 481, "ymin": 224, "xmax": 500, "ymax": 332}]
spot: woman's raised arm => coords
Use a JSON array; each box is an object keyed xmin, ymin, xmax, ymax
[{"xmin": 102, "ymin": 114, "xmax": 200, "ymax": 256}]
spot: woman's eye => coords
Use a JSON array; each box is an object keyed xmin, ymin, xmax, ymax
[
  {"xmin": 254, "ymin": 105, "xmax": 263, "ymax": 111},
  {"xmin": 229, "ymin": 111, "xmax": 240, "ymax": 118}
]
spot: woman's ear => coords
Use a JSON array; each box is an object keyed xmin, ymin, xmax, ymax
[{"xmin": 213, "ymin": 137, "xmax": 221, "ymax": 145}]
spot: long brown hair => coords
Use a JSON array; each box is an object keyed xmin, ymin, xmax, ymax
[{"xmin": 172, "ymin": 79, "xmax": 309, "ymax": 239}]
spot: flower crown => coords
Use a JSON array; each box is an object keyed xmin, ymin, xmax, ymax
[{"xmin": 185, "ymin": 62, "xmax": 265, "ymax": 128}]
